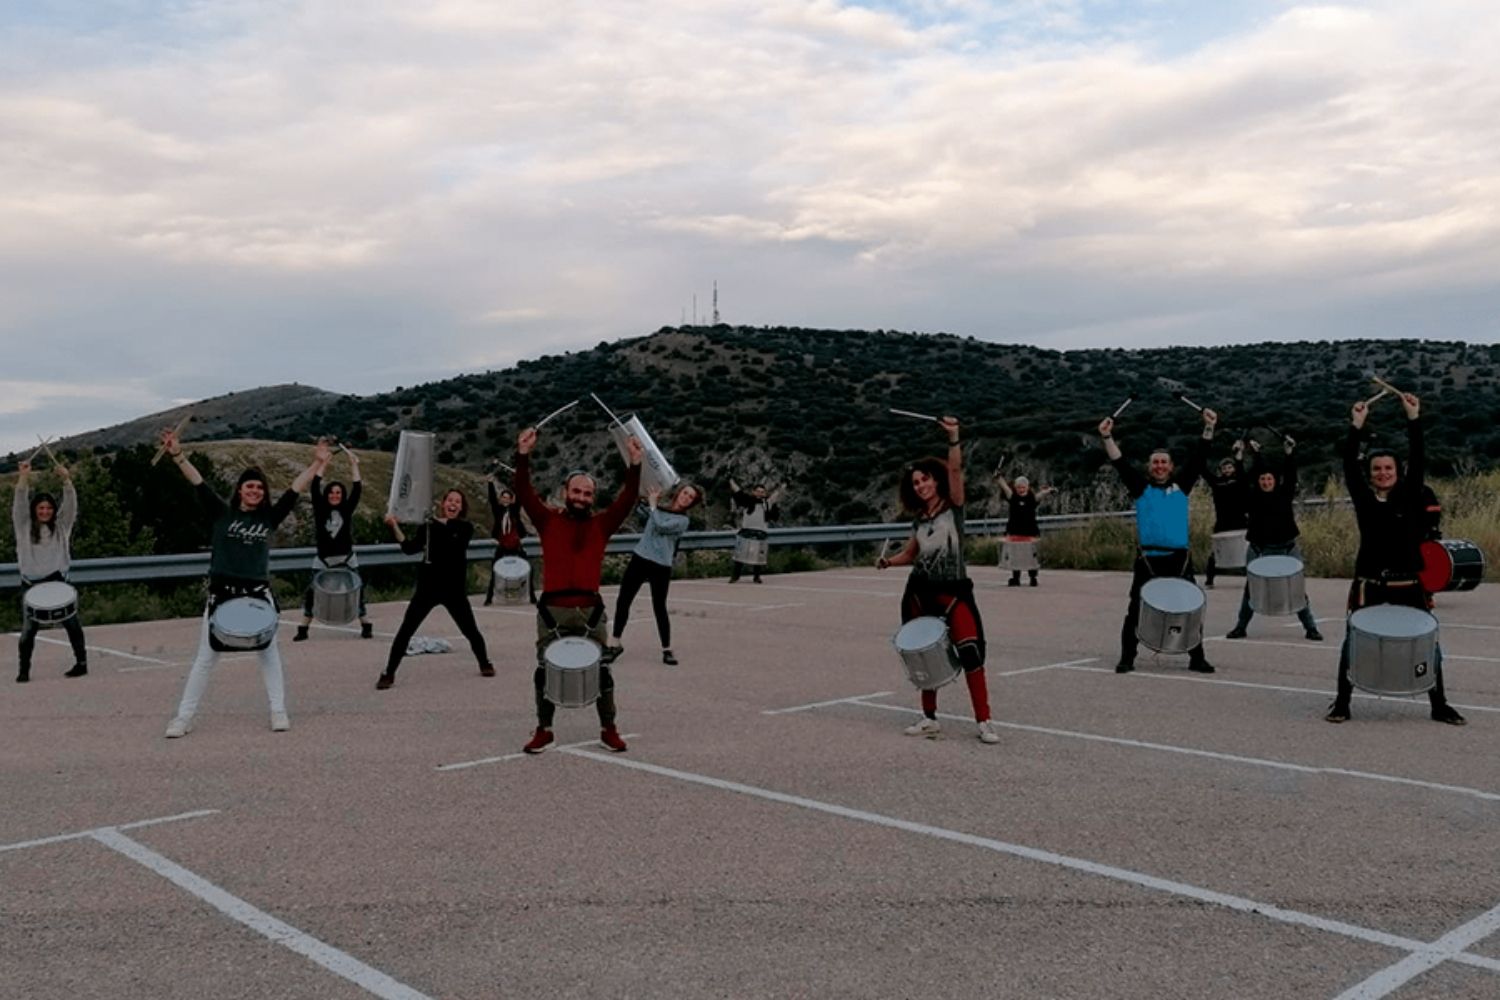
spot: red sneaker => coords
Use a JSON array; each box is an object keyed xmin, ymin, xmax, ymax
[
  {"xmin": 599, "ymin": 726, "xmax": 628, "ymax": 752},
  {"xmin": 522, "ymin": 727, "xmax": 554, "ymax": 754}
]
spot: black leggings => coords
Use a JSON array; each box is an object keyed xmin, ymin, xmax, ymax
[
  {"xmin": 612, "ymin": 555, "xmax": 673, "ymax": 647},
  {"xmin": 385, "ymin": 586, "xmax": 489, "ymax": 675},
  {"xmin": 19, "ymin": 615, "xmax": 87, "ymax": 670}
]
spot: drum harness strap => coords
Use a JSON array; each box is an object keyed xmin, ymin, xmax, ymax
[
  {"xmin": 1137, "ymin": 546, "xmax": 1190, "ymax": 579},
  {"xmin": 537, "ymin": 589, "xmax": 605, "ymax": 635}
]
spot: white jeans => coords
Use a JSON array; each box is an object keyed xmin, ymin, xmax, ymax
[{"xmin": 173, "ymin": 611, "xmax": 287, "ymax": 720}]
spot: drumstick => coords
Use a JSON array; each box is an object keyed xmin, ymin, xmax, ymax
[
  {"xmin": 535, "ymin": 399, "xmax": 580, "ymax": 429},
  {"xmin": 1110, "ymin": 395, "xmax": 1135, "ymax": 420},
  {"xmin": 589, "ymin": 392, "xmax": 627, "ymax": 429},
  {"xmin": 150, "ymin": 414, "xmax": 193, "ymax": 467},
  {"xmin": 1172, "ymin": 391, "xmax": 1206, "ymax": 413},
  {"xmin": 26, "ymin": 437, "xmax": 52, "ymax": 464},
  {"xmin": 36, "ymin": 435, "xmax": 62, "ymax": 467},
  {"xmin": 888, "ymin": 407, "xmax": 939, "ymax": 423},
  {"xmin": 1363, "ymin": 388, "xmax": 1390, "ymax": 408},
  {"xmin": 1367, "ymin": 371, "xmax": 1405, "ymax": 397}
]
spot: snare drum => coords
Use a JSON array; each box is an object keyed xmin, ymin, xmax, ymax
[
  {"xmin": 734, "ymin": 533, "xmax": 769, "ymax": 566},
  {"xmin": 23, "ymin": 581, "xmax": 79, "ymax": 627},
  {"xmin": 1246, "ymin": 555, "xmax": 1307, "ymax": 616},
  {"xmin": 1419, "ymin": 539, "xmax": 1486, "ymax": 593},
  {"xmin": 312, "ymin": 567, "xmax": 361, "ymax": 624},
  {"xmin": 494, "ymin": 556, "xmax": 531, "ymax": 604},
  {"xmin": 891, "ymin": 616, "xmax": 962, "ymax": 690},
  {"xmin": 1136, "ymin": 578, "xmax": 1205, "ymax": 654},
  {"xmin": 1347, "ymin": 605, "xmax": 1439, "ymax": 696},
  {"xmin": 1211, "ymin": 530, "xmax": 1249, "ymax": 571},
  {"xmin": 543, "ymin": 636, "xmax": 602, "ymax": 708},
  {"xmin": 999, "ymin": 537, "xmax": 1039, "ymax": 572},
  {"xmin": 209, "ymin": 596, "xmax": 279, "ymax": 652}
]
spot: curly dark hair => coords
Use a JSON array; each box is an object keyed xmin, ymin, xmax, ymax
[{"xmin": 898, "ymin": 457, "xmax": 951, "ymax": 515}]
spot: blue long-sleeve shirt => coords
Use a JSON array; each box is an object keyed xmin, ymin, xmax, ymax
[{"xmin": 632, "ymin": 505, "xmax": 689, "ymax": 567}]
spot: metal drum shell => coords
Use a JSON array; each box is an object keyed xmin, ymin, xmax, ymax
[
  {"xmin": 494, "ymin": 556, "xmax": 531, "ymax": 604},
  {"xmin": 1211, "ymin": 530, "xmax": 1249, "ymax": 570},
  {"xmin": 891, "ymin": 616, "xmax": 962, "ymax": 690},
  {"xmin": 23, "ymin": 581, "xmax": 79, "ymax": 626},
  {"xmin": 209, "ymin": 596, "xmax": 279, "ymax": 652},
  {"xmin": 999, "ymin": 538, "xmax": 1039, "ymax": 572},
  {"xmin": 1136, "ymin": 578, "xmax": 1205, "ymax": 654},
  {"xmin": 608, "ymin": 415, "xmax": 679, "ymax": 496},
  {"xmin": 312, "ymin": 568, "xmax": 361, "ymax": 625},
  {"xmin": 543, "ymin": 636, "xmax": 602, "ymax": 708},
  {"xmin": 1348, "ymin": 605, "xmax": 1439, "ymax": 696},
  {"xmin": 1437, "ymin": 539, "xmax": 1485, "ymax": 593},
  {"xmin": 1246, "ymin": 555, "xmax": 1307, "ymax": 617},
  {"xmin": 388, "ymin": 430, "xmax": 435, "ymax": 523},
  {"xmin": 734, "ymin": 535, "xmax": 769, "ymax": 566}
]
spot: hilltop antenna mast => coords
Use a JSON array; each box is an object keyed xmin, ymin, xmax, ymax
[
  {"xmin": 693, "ymin": 293, "xmax": 697, "ymax": 326},
  {"xmin": 712, "ymin": 281, "xmax": 720, "ymax": 324}
]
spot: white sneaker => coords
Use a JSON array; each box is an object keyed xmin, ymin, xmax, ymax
[
  {"xmin": 903, "ymin": 717, "xmax": 940, "ymax": 737},
  {"xmin": 976, "ymin": 720, "xmax": 1000, "ymax": 744},
  {"xmin": 270, "ymin": 712, "xmax": 291, "ymax": 732},
  {"xmin": 164, "ymin": 717, "xmax": 193, "ymax": 739}
]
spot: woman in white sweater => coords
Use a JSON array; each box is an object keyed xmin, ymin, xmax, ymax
[{"xmin": 13, "ymin": 460, "xmax": 88, "ymax": 682}]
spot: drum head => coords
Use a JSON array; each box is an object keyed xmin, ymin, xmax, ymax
[
  {"xmin": 26, "ymin": 581, "xmax": 77, "ymax": 610},
  {"xmin": 894, "ymin": 616, "xmax": 947, "ymax": 651},
  {"xmin": 1140, "ymin": 578, "xmax": 1204, "ymax": 614},
  {"xmin": 545, "ymin": 636, "xmax": 601, "ymax": 670},
  {"xmin": 314, "ymin": 569, "xmax": 360, "ymax": 594},
  {"xmin": 214, "ymin": 597, "xmax": 277, "ymax": 634},
  {"xmin": 1418, "ymin": 540, "xmax": 1452, "ymax": 593},
  {"xmin": 1349, "ymin": 605, "xmax": 1438, "ymax": 640},
  {"xmin": 497, "ymin": 556, "xmax": 529, "ymax": 578},
  {"xmin": 1247, "ymin": 555, "xmax": 1303, "ymax": 580}
]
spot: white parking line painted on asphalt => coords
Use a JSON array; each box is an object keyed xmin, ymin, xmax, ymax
[
  {"xmin": 436, "ymin": 734, "xmax": 642, "ymax": 771},
  {"xmin": 746, "ymin": 602, "xmax": 806, "ymax": 613},
  {"xmin": 1204, "ymin": 635, "xmax": 1500, "ymax": 663},
  {"xmin": 680, "ymin": 581, "xmax": 902, "ymax": 598},
  {"xmin": 993, "ymin": 657, "xmax": 1101, "ymax": 677},
  {"xmin": 1333, "ymin": 900, "xmax": 1500, "ymax": 999},
  {"xmin": 278, "ymin": 619, "xmax": 397, "ymax": 638},
  {"xmin": 1057, "ymin": 663, "xmax": 1500, "ymax": 715},
  {"xmin": 91, "ymin": 827, "xmax": 432, "ymax": 1000},
  {"xmin": 762, "ymin": 692, "xmax": 893, "ymax": 716},
  {"xmin": 560, "ymin": 747, "xmax": 1500, "ymax": 977},
  {"xmin": 0, "ymin": 809, "xmax": 219, "ymax": 854},
  {"xmin": 28, "ymin": 635, "xmax": 175, "ymax": 665},
  {"xmin": 1442, "ymin": 622, "xmax": 1500, "ymax": 632},
  {"xmin": 850, "ymin": 700, "xmax": 1500, "ymax": 804}
]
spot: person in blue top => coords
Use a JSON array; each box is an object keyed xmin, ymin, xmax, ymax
[
  {"xmin": 607, "ymin": 482, "xmax": 701, "ymax": 665},
  {"xmin": 1099, "ymin": 407, "xmax": 1217, "ymax": 674}
]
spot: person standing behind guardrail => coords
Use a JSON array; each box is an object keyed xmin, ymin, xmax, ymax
[
  {"xmin": 13, "ymin": 459, "xmax": 88, "ymax": 682},
  {"xmin": 160, "ymin": 431, "xmax": 325, "ymax": 738}
]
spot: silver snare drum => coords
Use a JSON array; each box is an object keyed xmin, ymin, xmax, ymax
[
  {"xmin": 1136, "ymin": 578, "xmax": 1205, "ymax": 654},
  {"xmin": 312, "ymin": 568, "xmax": 361, "ymax": 625},
  {"xmin": 892, "ymin": 616, "xmax": 962, "ymax": 690},
  {"xmin": 495, "ymin": 556, "xmax": 531, "ymax": 604},
  {"xmin": 1347, "ymin": 605, "xmax": 1439, "ymax": 696},
  {"xmin": 24, "ymin": 581, "xmax": 79, "ymax": 627},
  {"xmin": 734, "ymin": 533, "xmax": 769, "ymax": 566},
  {"xmin": 209, "ymin": 596, "xmax": 279, "ymax": 652},
  {"xmin": 999, "ymin": 538, "xmax": 1039, "ymax": 572},
  {"xmin": 1211, "ymin": 530, "xmax": 1249, "ymax": 571},
  {"xmin": 543, "ymin": 636, "xmax": 602, "ymax": 708},
  {"xmin": 1246, "ymin": 555, "xmax": 1306, "ymax": 617}
]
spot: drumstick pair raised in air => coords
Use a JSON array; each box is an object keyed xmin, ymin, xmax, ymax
[{"xmin": 12, "ymin": 458, "xmax": 88, "ymax": 682}]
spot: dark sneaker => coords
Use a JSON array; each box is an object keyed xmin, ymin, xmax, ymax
[
  {"xmin": 479, "ymin": 662, "xmax": 496, "ymax": 678},
  {"xmin": 1188, "ymin": 660, "xmax": 1216, "ymax": 673},
  {"xmin": 16, "ymin": 671, "xmax": 30, "ymax": 684},
  {"xmin": 360, "ymin": 622, "xmax": 374, "ymax": 639},
  {"xmin": 1204, "ymin": 580, "xmax": 1215, "ymax": 589},
  {"xmin": 375, "ymin": 672, "xmax": 395, "ymax": 690},
  {"xmin": 601, "ymin": 645, "xmax": 622, "ymax": 665},
  {"xmin": 662, "ymin": 650, "xmax": 678, "ymax": 666},
  {"xmin": 64, "ymin": 663, "xmax": 88, "ymax": 678},
  {"xmin": 1006, "ymin": 578, "xmax": 1021, "ymax": 588},
  {"xmin": 1114, "ymin": 660, "xmax": 1135, "ymax": 674},
  {"xmin": 753, "ymin": 577, "xmax": 763, "ymax": 584},
  {"xmin": 523, "ymin": 727, "xmax": 554, "ymax": 754},
  {"xmin": 1324, "ymin": 702, "xmax": 1350, "ymax": 723},
  {"xmin": 1029, "ymin": 578, "xmax": 1039, "ymax": 587},
  {"xmin": 1431, "ymin": 704, "xmax": 1467, "ymax": 726},
  {"xmin": 1225, "ymin": 627, "xmax": 1248, "ymax": 639},
  {"xmin": 483, "ymin": 598, "xmax": 493, "ymax": 606},
  {"xmin": 1305, "ymin": 629, "xmax": 1324, "ymax": 641},
  {"xmin": 600, "ymin": 726, "xmax": 628, "ymax": 752},
  {"xmin": 293, "ymin": 625, "xmax": 310, "ymax": 642}
]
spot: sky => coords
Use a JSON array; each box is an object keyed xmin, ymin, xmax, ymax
[{"xmin": 3, "ymin": 0, "xmax": 1499, "ymax": 454}]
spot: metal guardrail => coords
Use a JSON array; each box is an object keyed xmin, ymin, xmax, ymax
[{"xmin": 0, "ymin": 501, "xmax": 1346, "ymax": 589}]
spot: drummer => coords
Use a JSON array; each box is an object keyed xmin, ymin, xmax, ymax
[
  {"xmin": 483, "ymin": 477, "xmax": 533, "ymax": 605},
  {"xmin": 993, "ymin": 470, "xmax": 1054, "ymax": 587},
  {"xmin": 876, "ymin": 417, "xmax": 999, "ymax": 744},
  {"xmin": 1099, "ymin": 408, "xmax": 1217, "ymax": 674},
  {"xmin": 728, "ymin": 477, "xmax": 781, "ymax": 583},
  {"xmin": 160, "ymin": 431, "xmax": 325, "ymax": 737},
  {"xmin": 1326, "ymin": 394, "xmax": 1465, "ymax": 725},
  {"xmin": 607, "ymin": 482, "xmax": 701, "ymax": 665},
  {"xmin": 1225, "ymin": 437, "xmax": 1323, "ymax": 641},
  {"xmin": 1202, "ymin": 443, "xmax": 1248, "ymax": 588},
  {"xmin": 376, "ymin": 489, "xmax": 495, "ymax": 689},
  {"xmin": 293, "ymin": 444, "xmax": 374, "ymax": 641},
  {"xmin": 12, "ymin": 459, "xmax": 88, "ymax": 682},
  {"xmin": 514, "ymin": 424, "xmax": 643, "ymax": 754}
]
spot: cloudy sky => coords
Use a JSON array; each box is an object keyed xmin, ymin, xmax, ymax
[{"xmin": 3, "ymin": 0, "xmax": 1498, "ymax": 454}]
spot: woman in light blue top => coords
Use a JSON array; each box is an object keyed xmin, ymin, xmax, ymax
[{"xmin": 608, "ymin": 483, "xmax": 701, "ymax": 665}]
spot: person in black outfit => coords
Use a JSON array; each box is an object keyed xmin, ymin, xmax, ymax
[
  {"xmin": 1224, "ymin": 437, "xmax": 1322, "ymax": 640},
  {"xmin": 1202, "ymin": 443, "xmax": 1248, "ymax": 588},
  {"xmin": 993, "ymin": 472, "xmax": 1054, "ymax": 587},
  {"xmin": 483, "ymin": 477, "xmax": 534, "ymax": 605},
  {"xmin": 1325, "ymin": 393, "xmax": 1464, "ymax": 725},
  {"xmin": 294, "ymin": 446, "xmax": 374, "ymax": 640},
  {"xmin": 376, "ymin": 488, "xmax": 494, "ymax": 689}
]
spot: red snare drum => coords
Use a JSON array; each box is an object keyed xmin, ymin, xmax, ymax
[{"xmin": 1419, "ymin": 539, "xmax": 1486, "ymax": 593}]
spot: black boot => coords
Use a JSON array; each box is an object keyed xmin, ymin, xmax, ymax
[{"xmin": 65, "ymin": 662, "xmax": 88, "ymax": 678}]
